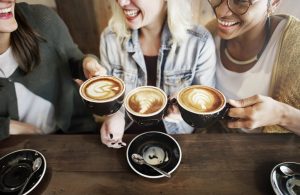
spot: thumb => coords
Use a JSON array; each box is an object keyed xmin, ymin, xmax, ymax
[{"xmin": 228, "ymin": 95, "xmax": 263, "ymax": 108}]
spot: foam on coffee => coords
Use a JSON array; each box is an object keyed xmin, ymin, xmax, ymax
[
  {"xmin": 126, "ymin": 87, "xmax": 167, "ymax": 116},
  {"xmin": 81, "ymin": 76, "xmax": 124, "ymax": 102},
  {"xmin": 178, "ymin": 86, "xmax": 225, "ymax": 114}
]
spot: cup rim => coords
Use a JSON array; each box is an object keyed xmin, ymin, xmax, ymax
[
  {"xmin": 124, "ymin": 86, "xmax": 168, "ymax": 117},
  {"xmin": 177, "ymin": 85, "xmax": 226, "ymax": 115},
  {"xmin": 79, "ymin": 76, "xmax": 125, "ymax": 103}
]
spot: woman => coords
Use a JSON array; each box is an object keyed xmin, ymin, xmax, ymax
[
  {"xmin": 206, "ymin": 0, "xmax": 300, "ymax": 134},
  {"xmin": 92, "ymin": 0, "xmax": 216, "ymax": 148},
  {"xmin": 0, "ymin": 0, "xmax": 102, "ymax": 139}
]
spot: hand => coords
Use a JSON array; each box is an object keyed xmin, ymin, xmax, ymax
[
  {"xmin": 100, "ymin": 111, "xmax": 126, "ymax": 149},
  {"xmin": 10, "ymin": 120, "xmax": 42, "ymax": 134},
  {"xmin": 164, "ymin": 95, "xmax": 183, "ymax": 123},
  {"xmin": 227, "ymin": 95, "xmax": 284, "ymax": 130},
  {"xmin": 82, "ymin": 56, "xmax": 107, "ymax": 79}
]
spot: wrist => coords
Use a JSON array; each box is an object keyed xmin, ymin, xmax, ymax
[{"xmin": 278, "ymin": 102, "xmax": 291, "ymax": 127}]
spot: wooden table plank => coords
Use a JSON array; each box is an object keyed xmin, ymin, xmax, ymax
[{"xmin": 0, "ymin": 134, "xmax": 299, "ymax": 194}]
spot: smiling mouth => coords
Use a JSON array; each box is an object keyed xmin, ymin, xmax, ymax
[
  {"xmin": 0, "ymin": 6, "xmax": 13, "ymax": 18},
  {"xmin": 218, "ymin": 19, "xmax": 240, "ymax": 27},
  {"xmin": 123, "ymin": 9, "xmax": 139, "ymax": 18}
]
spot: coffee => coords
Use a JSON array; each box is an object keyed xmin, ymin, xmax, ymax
[
  {"xmin": 80, "ymin": 76, "xmax": 125, "ymax": 102},
  {"xmin": 178, "ymin": 86, "xmax": 225, "ymax": 114},
  {"xmin": 125, "ymin": 86, "xmax": 167, "ymax": 116}
]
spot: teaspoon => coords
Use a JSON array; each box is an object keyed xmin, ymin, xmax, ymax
[
  {"xmin": 131, "ymin": 153, "xmax": 171, "ymax": 178},
  {"xmin": 18, "ymin": 157, "xmax": 42, "ymax": 195},
  {"xmin": 280, "ymin": 165, "xmax": 300, "ymax": 177}
]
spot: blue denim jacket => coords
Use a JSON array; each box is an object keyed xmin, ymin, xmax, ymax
[{"xmin": 99, "ymin": 23, "xmax": 216, "ymax": 134}]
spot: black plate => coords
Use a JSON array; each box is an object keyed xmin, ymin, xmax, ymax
[
  {"xmin": 271, "ymin": 162, "xmax": 300, "ymax": 195},
  {"xmin": 126, "ymin": 131, "xmax": 182, "ymax": 178},
  {"xmin": 0, "ymin": 149, "xmax": 46, "ymax": 195}
]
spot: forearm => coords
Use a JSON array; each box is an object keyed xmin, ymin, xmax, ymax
[
  {"xmin": 10, "ymin": 120, "xmax": 42, "ymax": 135},
  {"xmin": 279, "ymin": 102, "xmax": 300, "ymax": 135}
]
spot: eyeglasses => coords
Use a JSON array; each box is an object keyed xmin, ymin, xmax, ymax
[{"xmin": 208, "ymin": 0, "xmax": 253, "ymax": 15}]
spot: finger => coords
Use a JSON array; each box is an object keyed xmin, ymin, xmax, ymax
[
  {"xmin": 227, "ymin": 119, "xmax": 257, "ymax": 130},
  {"xmin": 74, "ymin": 79, "xmax": 84, "ymax": 86},
  {"xmin": 228, "ymin": 107, "xmax": 248, "ymax": 119},
  {"xmin": 228, "ymin": 95, "xmax": 263, "ymax": 108}
]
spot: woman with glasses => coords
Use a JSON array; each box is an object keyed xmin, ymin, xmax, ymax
[
  {"xmin": 206, "ymin": 0, "xmax": 300, "ymax": 134},
  {"xmin": 86, "ymin": 0, "xmax": 217, "ymax": 148}
]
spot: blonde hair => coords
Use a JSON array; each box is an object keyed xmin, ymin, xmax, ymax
[{"xmin": 108, "ymin": 0, "xmax": 192, "ymax": 46}]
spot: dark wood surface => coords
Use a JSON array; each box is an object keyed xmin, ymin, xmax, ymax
[{"xmin": 0, "ymin": 134, "xmax": 299, "ymax": 195}]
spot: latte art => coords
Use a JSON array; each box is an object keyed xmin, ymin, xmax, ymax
[
  {"xmin": 179, "ymin": 86, "xmax": 224, "ymax": 113},
  {"xmin": 81, "ymin": 77, "xmax": 124, "ymax": 102},
  {"xmin": 85, "ymin": 79, "xmax": 120, "ymax": 100},
  {"xmin": 129, "ymin": 91, "xmax": 163, "ymax": 114}
]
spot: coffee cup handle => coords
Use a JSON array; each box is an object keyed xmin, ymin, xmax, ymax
[
  {"xmin": 124, "ymin": 112, "xmax": 134, "ymax": 130},
  {"xmin": 220, "ymin": 103, "xmax": 234, "ymax": 120}
]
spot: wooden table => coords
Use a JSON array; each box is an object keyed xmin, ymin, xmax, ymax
[{"xmin": 0, "ymin": 134, "xmax": 299, "ymax": 195}]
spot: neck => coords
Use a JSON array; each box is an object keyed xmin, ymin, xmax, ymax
[
  {"xmin": 225, "ymin": 18, "xmax": 270, "ymax": 64},
  {"xmin": 140, "ymin": 16, "xmax": 166, "ymax": 56},
  {"xmin": 0, "ymin": 33, "xmax": 11, "ymax": 54}
]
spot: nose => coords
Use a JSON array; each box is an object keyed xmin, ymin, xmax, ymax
[
  {"xmin": 215, "ymin": 0, "xmax": 233, "ymax": 17},
  {"xmin": 117, "ymin": 0, "xmax": 131, "ymax": 6}
]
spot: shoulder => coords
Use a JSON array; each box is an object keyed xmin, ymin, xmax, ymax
[
  {"xmin": 16, "ymin": 2, "xmax": 65, "ymax": 33},
  {"xmin": 186, "ymin": 24, "xmax": 214, "ymax": 43},
  {"xmin": 16, "ymin": 2, "xmax": 57, "ymax": 21}
]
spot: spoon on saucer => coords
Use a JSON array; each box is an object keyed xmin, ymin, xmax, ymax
[
  {"xmin": 280, "ymin": 165, "xmax": 300, "ymax": 177},
  {"xmin": 131, "ymin": 153, "xmax": 171, "ymax": 178},
  {"xmin": 18, "ymin": 157, "xmax": 42, "ymax": 195}
]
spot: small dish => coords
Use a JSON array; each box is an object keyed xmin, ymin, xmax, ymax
[
  {"xmin": 126, "ymin": 131, "xmax": 182, "ymax": 179},
  {"xmin": 270, "ymin": 162, "xmax": 300, "ymax": 195},
  {"xmin": 0, "ymin": 149, "xmax": 46, "ymax": 195}
]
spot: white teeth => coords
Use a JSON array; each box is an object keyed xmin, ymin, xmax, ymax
[
  {"xmin": 0, "ymin": 7, "xmax": 12, "ymax": 14},
  {"xmin": 124, "ymin": 9, "xmax": 139, "ymax": 17},
  {"xmin": 218, "ymin": 19, "xmax": 238, "ymax": 26}
]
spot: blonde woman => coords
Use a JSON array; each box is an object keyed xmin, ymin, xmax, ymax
[{"xmin": 85, "ymin": 0, "xmax": 217, "ymax": 148}]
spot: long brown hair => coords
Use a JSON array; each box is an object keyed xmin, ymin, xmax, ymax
[{"xmin": 11, "ymin": 4, "xmax": 41, "ymax": 73}]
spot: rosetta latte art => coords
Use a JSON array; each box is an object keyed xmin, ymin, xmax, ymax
[
  {"xmin": 129, "ymin": 91, "xmax": 163, "ymax": 114},
  {"xmin": 185, "ymin": 89, "xmax": 218, "ymax": 112},
  {"xmin": 85, "ymin": 80, "xmax": 120, "ymax": 100}
]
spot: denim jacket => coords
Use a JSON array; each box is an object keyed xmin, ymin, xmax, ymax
[{"xmin": 99, "ymin": 23, "xmax": 216, "ymax": 134}]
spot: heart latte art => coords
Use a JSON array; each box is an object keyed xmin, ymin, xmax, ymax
[
  {"xmin": 179, "ymin": 86, "xmax": 224, "ymax": 113},
  {"xmin": 127, "ymin": 88, "xmax": 166, "ymax": 115},
  {"xmin": 82, "ymin": 77, "xmax": 124, "ymax": 101}
]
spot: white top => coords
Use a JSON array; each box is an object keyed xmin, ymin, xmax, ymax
[
  {"xmin": 216, "ymin": 19, "xmax": 287, "ymax": 100},
  {"xmin": 0, "ymin": 47, "xmax": 56, "ymax": 134}
]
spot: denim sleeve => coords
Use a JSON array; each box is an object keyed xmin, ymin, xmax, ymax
[
  {"xmin": 163, "ymin": 119, "xmax": 194, "ymax": 134},
  {"xmin": 193, "ymin": 31, "xmax": 217, "ymax": 88},
  {"xmin": 0, "ymin": 117, "xmax": 9, "ymax": 141}
]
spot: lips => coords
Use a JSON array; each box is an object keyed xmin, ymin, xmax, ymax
[
  {"xmin": 218, "ymin": 19, "xmax": 239, "ymax": 27},
  {"xmin": 0, "ymin": 6, "xmax": 13, "ymax": 19},
  {"xmin": 123, "ymin": 9, "xmax": 140, "ymax": 20}
]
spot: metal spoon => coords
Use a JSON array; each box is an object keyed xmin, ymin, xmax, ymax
[
  {"xmin": 131, "ymin": 153, "xmax": 171, "ymax": 178},
  {"xmin": 18, "ymin": 157, "xmax": 42, "ymax": 195},
  {"xmin": 280, "ymin": 165, "xmax": 300, "ymax": 177}
]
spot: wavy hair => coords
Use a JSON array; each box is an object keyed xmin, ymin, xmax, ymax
[
  {"xmin": 108, "ymin": 0, "xmax": 193, "ymax": 46},
  {"xmin": 11, "ymin": 4, "xmax": 42, "ymax": 73}
]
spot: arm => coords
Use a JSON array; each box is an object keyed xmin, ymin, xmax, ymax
[
  {"xmin": 227, "ymin": 95, "xmax": 300, "ymax": 135},
  {"xmin": 9, "ymin": 120, "xmax": 42, "ymax": 135},
  {"xmin": 193, "ymin": 31, "xmax": 216, "ymax": 87}
]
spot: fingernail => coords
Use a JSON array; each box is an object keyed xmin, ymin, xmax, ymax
[{"xmin": 110, "ymin": 134, "xmax": 113, "ymax": 139}]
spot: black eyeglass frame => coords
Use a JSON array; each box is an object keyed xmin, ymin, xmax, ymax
[{"xmin": 208, "ymin": 0, "xmax": 253, "ymax": 15}]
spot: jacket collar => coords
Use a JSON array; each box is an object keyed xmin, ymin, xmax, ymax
[{"xmin": 124, "ymin": 21, "xmax": 172, "ymax": 53}]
